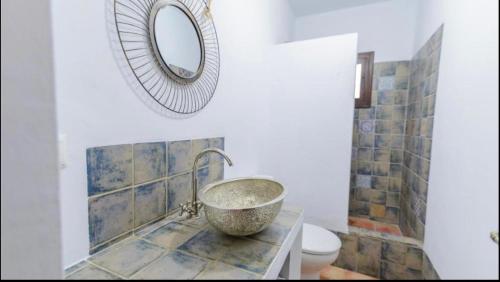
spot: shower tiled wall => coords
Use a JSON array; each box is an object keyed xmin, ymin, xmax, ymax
[
  {"xmin": 400, "ymin": 26, "xmax": 443, "ymax": 240},
  {"xmin": 349, "ymin": 61, "xmax": 410, "ymax": 224},
  {"xmin": 334, "ymin": 227, "xmax": 440, "ymax": 280},
  {"xmin": 86, "ymin": 137, "xmax": 225, "ymax": 254}
]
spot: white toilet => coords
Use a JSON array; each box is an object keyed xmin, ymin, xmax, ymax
[{"xmin": 301, "ymin": 223, "xmax": 342, "ymax": 280}]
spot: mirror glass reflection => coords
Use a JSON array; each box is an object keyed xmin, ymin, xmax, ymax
[{"xmin": 154, "ymin": 5, "xmax": 202, "ymax": 79}]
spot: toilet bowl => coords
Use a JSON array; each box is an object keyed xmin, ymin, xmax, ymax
[{"xmin": 301, "ymin": 223, "xmax": 342, "ymax": 280}]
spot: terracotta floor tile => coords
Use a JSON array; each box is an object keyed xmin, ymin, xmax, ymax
[
  {"xmin": 349, "ymin": 217, "xmax": 403, "ymax": 236},
  {"xmin": 320, "ymin": 266, "xmax": 377, "ymax": 280},
  {"xmin": 375, "ymin": 225, "xmax": 402, "ymax": 236},
  {"xmin": 348, "ymin": 217, "xmax": 375, "ymax": 230}
]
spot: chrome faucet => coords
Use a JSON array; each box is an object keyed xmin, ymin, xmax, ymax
[{"xmin": 179, "ymin": 148, "xmax": 233, "ymax": 218}]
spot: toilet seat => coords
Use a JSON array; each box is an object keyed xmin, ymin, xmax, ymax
[{"xmin": 302, "ymin": 223, "xmax": 341, "ymax": 255}]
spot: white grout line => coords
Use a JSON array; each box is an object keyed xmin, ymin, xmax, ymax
[
  {"xmin": 86, "ymin": 260, "xmax": 129, "ymax": 280},
  {"xmin": 88, "ymin": 185, "xmax": 134, "ymax": 200},
  {"xmin": 63, "ymin": 261, "xmax": 89, "ymax": 277}
]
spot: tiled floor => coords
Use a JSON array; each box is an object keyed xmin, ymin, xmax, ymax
[
  {"xmin": 348, "ymin": 217, "xmax": 402, "ymax": 236},
  {"xmin": 65, "ymin": 206, "xmax": 302, "ymax": 280},
  {"xmin": 320, "ymin": 266, "xmax": 377, "ymax": 280}
]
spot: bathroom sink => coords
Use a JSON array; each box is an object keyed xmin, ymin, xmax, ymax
[{"xmin": 197, "ymin": 177, "xmax": 287, "ymax": 236}]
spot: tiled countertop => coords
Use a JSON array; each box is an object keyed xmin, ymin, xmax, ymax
[{"xmin": 65, "ymin": 205, "xmax": 303, "ymax": 280}]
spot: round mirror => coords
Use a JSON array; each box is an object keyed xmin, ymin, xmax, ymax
[{"xmin": 150, "ymin": 1, "xmax": 204, "ymax": 83}]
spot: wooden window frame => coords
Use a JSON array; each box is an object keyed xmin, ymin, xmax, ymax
[{"xmin": 355, "ymin": 52, "xmax": 375, "ymax": 109}]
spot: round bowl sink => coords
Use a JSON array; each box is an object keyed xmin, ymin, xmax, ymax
[{"xmin": 198, "ymin": 177, "xmax": 287, "ymax": 236}]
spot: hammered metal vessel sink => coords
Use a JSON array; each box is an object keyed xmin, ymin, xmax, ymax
[{"xmin": 198, "ymin": 177, "xmax": 287, "ymax": 236}]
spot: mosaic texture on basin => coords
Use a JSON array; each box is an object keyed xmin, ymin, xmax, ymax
[{"xmin": 198, "ymin": 178, "xmax": 287, "ymax": 236}]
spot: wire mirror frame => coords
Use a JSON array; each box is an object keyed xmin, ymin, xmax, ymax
[{"xmin": 113, "ymin": 0, "xmax": 220, "ymax": 115}]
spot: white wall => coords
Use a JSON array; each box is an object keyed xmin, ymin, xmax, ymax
[
  {"xmin": 415, "ymin": 0, "xmax": 499, "ymax": 279},
  {"xmin": 1, "ymin": 0, "xmax": 63, "ymax": 278},
  {"xmin": 293, "ymin": 0, "xmax": 418, "ymax": 62},
  {"xmin": 51, "ymin": 0, "xmax": 295, "ymax": 268},
  {"xmin": 260, "ymin": 34, "xmax": 358, "ymax": 233}
]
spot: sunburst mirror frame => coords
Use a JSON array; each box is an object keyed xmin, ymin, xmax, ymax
[{"xmin": 113, "ymin": 0, "xmax": 220, "ymax": 115}]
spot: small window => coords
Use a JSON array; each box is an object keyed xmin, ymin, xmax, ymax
[{"xmin": 354, "ymin": 52, "xmax": 374, "ymax": 108}]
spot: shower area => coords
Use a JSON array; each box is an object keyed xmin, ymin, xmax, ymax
[{"xmin": 335, "ymin": 26, "xmax": 444, "ymax": 280}]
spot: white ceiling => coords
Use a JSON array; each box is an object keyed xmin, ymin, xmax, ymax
[{"xmin": 289, "ymin": 0, "xmax": 392, "ymax": 17}]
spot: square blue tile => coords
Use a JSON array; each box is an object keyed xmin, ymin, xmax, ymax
[
  {"xmin": 375, "ymin": 106, "xmax": 392, "ymax": 120},
  {"xmin": 357, "ymin": 161, "xmax": 372, "ymax": 175},
  {"xmin": 377, "ymin": 62, "xmax": 397, "ymax": 76},
  {"xmin": 197, "ymin": 167, "xmax": 210, "ymax": 191},
  {"xmin": 390, "ymin": 164, "xmax": 403, "ymax": 178},
  {"xmin": 250, "ymin": 223, "xmax": 290, "ymax": 246},
  {"xmin": 135, "ymin": 180, "xmax": 166, "ymax": 228},
  {"xmin": 390, "ymin": 150, "xmax": 403, "ymax": 164},
  {"xmin": 391, "ymin": 135, "xmax": 404, "ymax": 149},
  {"xmin": 273, "ymin": 207, "xmax": 302, "ymax": 228},
  {"xmin": 372, "ymin": 176, "xmax": 388, "ymax": 190},
  {"xmin": 178, "ymin": 228, "xmax": 237, "ymax": 260},
  {"xmin": 143, "ymin": 221, "xmax": 199, "ymax": 249},
  {"xmin": 219, "ymin": 238, "xmax": 279, "ymax": 274},
  {"xmin": 375, "ymin": 120, "xmax": 392, "ymax": 134},
  {"xmin": 393, "ymin": 106, "xmax": 406, "ymax": 120},
  {"xmin": 209, "ymin": 137, "xmax": 225, "ymax": 163},
  {"xmin": 87, "ymin": 145, "xmax": 133, "ymax": 196},
  {"xmin": 373, "ymin": 162, "xmax": 390, "ymax": 177},
  {"xmin": 195, "ymin": 261, "xmax": 261, "ymax": 280},
  {"xmin": 392, "ymin": 120, "xmax": 405, "ymax": 134},
  {"xmin": 359, "ymin": 108, "xmax": 375, "ymax": 120},
  {"xmin": 167, "ymin": 173, "xmax": 192, "ymax": 213},
  {"xmin": 88, "ymin": 189, "xmax": 134, "ymax": 248},
  {"xmin": 378, "ymin": 90, "xmax": 394, "ymax": 106},
  {"xmin": 356, "ymin": 175, "xmax": 372, "ymax": 189},
  {"xmin": 357, "ymin": 148, "xmax": 372, "ymax": 161},
  {"xmin": 393, "ymin": 90, "xmax": 408, "ymax": 105},
  {"xmin": 192, "ymin": 139, "xmax": 210, "ymax": 168},
  {"xmin": 132, "ymin": 251, "xmax": 208, "ymax": 279},
  {"xmin": 381, "ymin": 241, "xmax": 407, "ymax": 263},
  {"xmin": 209, "ymin": 161, "xmax": 224, "ymax": 182},
  {"xmin": 394, "ymin": 76, "xmax": 409, "ymax": 90},
  {"xmin": 375, "ymin": 135, "xmax": 391, "ymax": 148},
  {"xmin": 359, "ymin": 134, "xmax": 374, "ymax": 148},
  {"xmin": 89, "ymin": 239, "xmax": 165, "ymax": 278},
  {"xmin": 352, "ymin": 147, "xmax": 358, "ymax": 160},
  {"xmin": 374, "ymin": 149, "xmax": 390, "ymax": 162},
  {"xmin": 378, "ymin": 77, "xmax": 395, "ymax": 91},
  {"xmin": 168, "ymin": 140, "xmax": 192, "ymax": 176},
  {"xmin": 133, "ymin": 142, "xmax": 166, "ymax": 184},
  {"xmin": 65, "ymin": 264, "xmax": 120, "ymax": 280},
  {"xmin": 396, "ymin": 61, "xmax": 410, "ymax": 77},
  {"xmin": 423, "ymin": 139, "xmax": 432, "ymax": 160}
]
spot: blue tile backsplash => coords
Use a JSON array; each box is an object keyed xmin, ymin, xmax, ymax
[
  {"xmin": 88, "ymin": 189, "xmax": 134, "ymax": 249},
  {"xmin": 168, "ymin": 140, "xmax": 192, "ymax": 176},
  {"xmin": 87, "ymin": 145, "xmax": 133, "ymax": 196},
  {"xmin": 135, "ymin": 180, "xmax": 167, "ymax": 228},
  {"xmin": 86, "ymin": 137, "xmax": 225, "ymax": 253},
  {"xmin": 133, "ymin": 142, "xmax": 166, "ymax": 185},
  {"xmin": 167, "ymin": 172, "xmax": 192, "ymax": 213}
]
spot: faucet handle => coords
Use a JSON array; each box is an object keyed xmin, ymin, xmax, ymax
[
  {"xmin": 179, "ymin": 202, "xmax": 189, "ymax": 217},
  {"xmin": 179, "ymin": 204, "xmax": 185, "ymax": 217}
]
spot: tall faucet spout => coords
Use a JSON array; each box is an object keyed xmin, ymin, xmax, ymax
[{"xmin": 184, "ymin": 148, "xmax": 233, "ymax": 218}]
